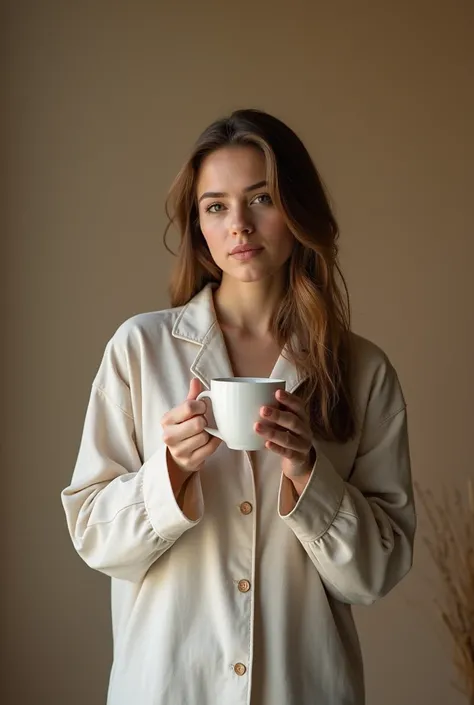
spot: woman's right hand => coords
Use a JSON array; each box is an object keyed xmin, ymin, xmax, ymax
[{"xmin": 161, "ymin": 378, "xmax": 221, "ymax": 494}]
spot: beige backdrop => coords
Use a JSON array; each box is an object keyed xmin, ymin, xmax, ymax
[{"xmin": 3, "ymin": 1, "xmax": 473, "ymax": 703}]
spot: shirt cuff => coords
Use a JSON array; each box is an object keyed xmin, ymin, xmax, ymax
[
  {"xmin": 278, "ymin": 450, "xmax": 345, "ymax": 542},
  {"xmin": 142, "ymin": 442, "xmax": 204, "ymax": 543}
]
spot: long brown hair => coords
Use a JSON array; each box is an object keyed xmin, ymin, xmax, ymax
[{"xmin": 164, "ymin": 108, "xmax": 355, "ymax": 442}]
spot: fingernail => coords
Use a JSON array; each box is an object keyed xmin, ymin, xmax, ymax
[
  {"xmin": 255, "ymin": 422, "xmax": 263, "ymax": 432},
  {"xmin": 277, "ymin": 389, "xmax": 286, "ymax": 398},
  {"xmin": 262, "ymin": 406, "xmax": 272, "ymax": 417}
]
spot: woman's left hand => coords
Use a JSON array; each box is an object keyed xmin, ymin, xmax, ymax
[{"xmin": 255, "ymin": 389, "xmax": 315, "ymax": 496}]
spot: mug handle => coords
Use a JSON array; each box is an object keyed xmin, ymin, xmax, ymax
[{"xmin": 196, "ymin": 391, "xmax": 224, "ymax": 441}]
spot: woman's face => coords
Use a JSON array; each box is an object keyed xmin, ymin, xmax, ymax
[{"xmin": 196, "ymin": 145, "xmax": 295, "ymax": 284}]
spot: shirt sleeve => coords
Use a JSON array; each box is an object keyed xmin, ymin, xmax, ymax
[
  {"xmin": 61, "ymin": 341, "xmax": 204, "ymax": 583},
  {"xmin": 278, "ymin": 366, "xmax": 415, "ymax": 606}
]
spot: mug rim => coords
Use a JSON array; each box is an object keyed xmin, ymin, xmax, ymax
[{"xmin": 211, "ymin": 377, "xmax": 285, "ymax": 384}]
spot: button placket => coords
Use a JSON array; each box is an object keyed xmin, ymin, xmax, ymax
[{"xmin": 229, "ymin": 452, "xmax": 255, "ymax": 689}]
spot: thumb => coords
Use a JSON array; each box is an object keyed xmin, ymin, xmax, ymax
[{"xmin": 187, "ymin": 377, "xmax": 203, "ymax": 401}]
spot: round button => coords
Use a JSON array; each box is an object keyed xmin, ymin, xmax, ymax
[
  {"xmin": 240, "ymin": 501, "xmax": 253, "ymax": 515},
  {"xmin": 238, "ymin": 579, "xmax": 251, "ymax": 593},
  {"xmin": 234, "ymin": 663, "xmax": 247, "ymax": 676}
]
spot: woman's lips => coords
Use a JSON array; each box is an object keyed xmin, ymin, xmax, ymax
[{"xmin": 230, "ymin": 248, "xmax": 263, "ymax": 261}]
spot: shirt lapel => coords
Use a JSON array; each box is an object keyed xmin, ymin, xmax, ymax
[
  {"xmin": 270, "ymin": 351, "xmax": 308, "ymax": 394},
  {"xmin": 172, "ymin": 284, "xmax": 234, "ymax": 389}
]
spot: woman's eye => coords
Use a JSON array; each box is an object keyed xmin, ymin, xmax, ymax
[
  {"xmin": 253, "ymin": 194, "xmax": 272, "ymax": 205},
  {"xmin": 206, "ymin": 203, "xmax": 225, "ymax": 214}
]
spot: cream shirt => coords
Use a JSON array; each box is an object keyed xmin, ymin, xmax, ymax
[{"xmin": 62, "ymin": 283, "xmax": 415, "ymax": 705}]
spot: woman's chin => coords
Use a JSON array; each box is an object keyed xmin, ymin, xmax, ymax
[
  {"xmin": 228, "ymin": 268, "xmax": 270, "ymax": 283},
  {"xmin": 222, "ymin": 265, "xmax": 282, "ymax": 285}
]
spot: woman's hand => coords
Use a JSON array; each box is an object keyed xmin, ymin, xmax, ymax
[
  {"xmin": 161, "ymin": 378, "xmax": 221, "ymax": 496},
  {"xmin": 254, "ymin": 388, "xmax": 315, "ymax": 496}
]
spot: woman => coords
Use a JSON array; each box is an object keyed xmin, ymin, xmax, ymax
[{"xmin": 62, "ymin": 109, "xmax": 415, "ymax": 705}]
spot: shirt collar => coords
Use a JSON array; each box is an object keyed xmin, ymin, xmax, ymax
[{"xmin": 172, "ymin": 283, "xmax": 308, "ymax": 393}]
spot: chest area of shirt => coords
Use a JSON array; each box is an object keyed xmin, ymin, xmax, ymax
[{"xmin": 130, "ymin": 333, "xmax": 357, "ymax": 482}]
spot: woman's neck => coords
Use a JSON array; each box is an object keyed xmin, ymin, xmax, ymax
[{"xmin": 213, "ymin": 275, "xmax": 285, "ymax": 337}]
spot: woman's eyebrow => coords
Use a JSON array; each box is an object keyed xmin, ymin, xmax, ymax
[{"xmin": 198, "ymin": 180, "xmax": 267, "ymax": 203}]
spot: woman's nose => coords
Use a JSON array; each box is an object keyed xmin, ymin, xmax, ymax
[{"xmin": 230, "ymin": 208, "xmax": 254, "ymax": 236}]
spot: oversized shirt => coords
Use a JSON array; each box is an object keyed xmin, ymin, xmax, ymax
[{"xmin": 62, "ymin": 283, "xmax": 416, "ymax": 705}]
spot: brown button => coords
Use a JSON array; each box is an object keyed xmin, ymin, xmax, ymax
[
  {"xmin": 234, "ymin": 662, "xmax": 247, "ymax": 676},
  {"xmin": 240, "ymin": 501, "xmax": 253, "ymax": 515},
  {"xmin": 238, "ymin": 579, "xmax": 251, "ymax": 593}
]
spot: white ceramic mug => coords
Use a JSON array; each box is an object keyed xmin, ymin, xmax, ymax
[{"xmin": 196, "ymin": 377, "xmax": 286, "ymax": 451}]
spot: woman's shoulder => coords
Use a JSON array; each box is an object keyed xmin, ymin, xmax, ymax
[
  {"xmin": 92, "ymin": 303, "xmax": 187, "ymax": 395},
  {"xmin": 109, "ymin": 302, "xmax": 185, "ymax": 350},
  {"xmin": 349, "ymin": 331, "xmax": 392, "ymax": 370},
  {"xmin": 349, "ymin": 332, "xmax": 407, "ymax": 421}
]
